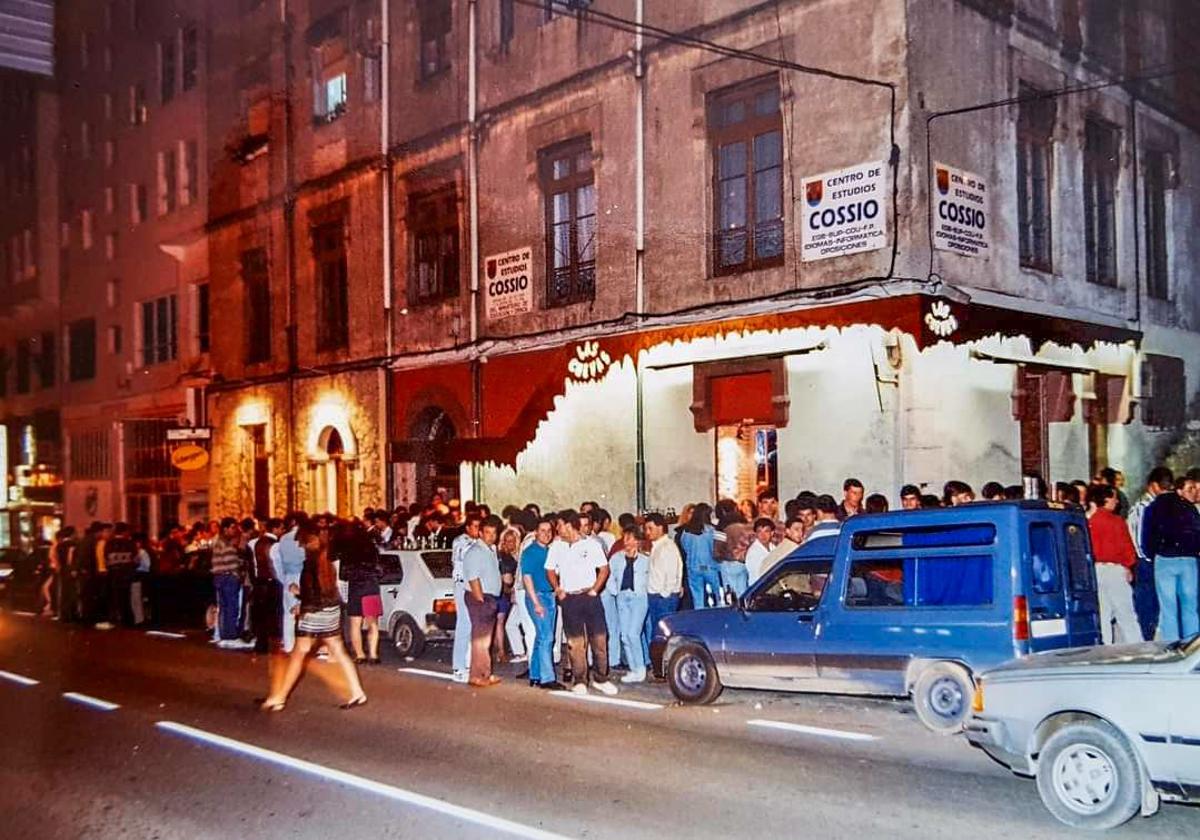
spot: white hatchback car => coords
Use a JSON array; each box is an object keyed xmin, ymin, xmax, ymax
[
  {"xmin": 966, "ymin": 636, "xmax": 1200, "ymax": 830},
  {"xmin": 377, "ymin": 549, "xmax": 456, "ymax": 658}
]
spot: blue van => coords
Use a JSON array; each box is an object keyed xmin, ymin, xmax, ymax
[{"xmin": 649, "ymin": 501, "xmax": 1102, "ymax": 732}]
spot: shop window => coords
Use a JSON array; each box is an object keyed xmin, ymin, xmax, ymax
[
  {"xmin": 419, "ymin": 0, "xmax": 451, "ymax": 79},
  {"xmin": 1016, "ymin": 84, "xmax": 1054, "ymax": 271},
  {"xmin": 409, "ymin": 186, "xmax": 460, "ymax": 304},
  {"xmin": 69, "ymin": 429, "xmax": 111, "ymax": 480},
  {"xmin": 1143, "ymin": 148, "xmax": 1170, "ymax": 300},
  {"xmin": 1083, "ymin": 118, "xmax": 1119, "ymax": 286},
  {"xmin": 312, "ymin": 217, "xmax": 349, "ymax": 352},
  {"xmin": 242, "ymin": 247, "xmax": 271, "ymax": 363},
  {"xmin": 708, "ymin": 75, "xmax": 784, "ymax": 275},
  {"xmin": 1140, "ymin": 354, "xmax": 1185, "ymax": 429},
  {"xmin": 539, "ymin": 136, "xmax": 596, "ymax": 306},
  {"xmin": 139, "ymin": 294, "xmax": 178, "ymax": 366},
  {"xmin": 68, "ymin": 318, "xmax": 97, "ymax": 382}
]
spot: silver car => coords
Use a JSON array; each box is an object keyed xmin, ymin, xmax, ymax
[{"xmin": 965, "ymin": 636, "xmax": 1200, "ymax": 830}]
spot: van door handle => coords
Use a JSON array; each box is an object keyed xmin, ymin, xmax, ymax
[{"xmin": 797, "ymin": 613, "xmax": 815, "ymax": 623}]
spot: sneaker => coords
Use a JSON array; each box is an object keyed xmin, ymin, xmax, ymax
[
  {"xmin": 508, "ymin": 655, "xmax": 528, "ymax": 664},
  {"xmin": 594, "ymin": 680, "xmax": 618, "ymax": 696},
  {"xmin": 451, "ymin": 670, "xmax": 469, "ymax": 684},
  {"xmin": 570, "ymin": 683, "xmax": 589, "ymax": 695},
  {"xmin": 94, "ymin": 622, "xmax": 114, "ymax": 630},
  {"xmin": 216, "ymin": 639, "xmax": 237, "ymax": 649},
  {"xmin": 230, "ymin": 638, "xmax": 256, "ymax": 650},
  {"xmin": 621, "ymin": 670, "xmax": 646, "ymax": 684}
]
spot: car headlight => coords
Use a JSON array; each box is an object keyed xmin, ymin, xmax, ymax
[
  {"xmin": 656, "ymin": 619, "xmax": 671, "ymax": 639},
  {"xmin": 0, "ymin": 567, "xmax": 12, "ymax": 580}
]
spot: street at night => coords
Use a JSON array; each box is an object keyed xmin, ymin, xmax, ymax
[{"xmin": 1, "ymin": 610, "xmax": 1197, "ymax": 839}]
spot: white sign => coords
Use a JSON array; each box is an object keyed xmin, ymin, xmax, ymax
[
  {"xmin": 483, "ymin": 247, "xmax": 533, "ymax": 322},
  {"xmin": 800, "ymin": 161, "xmax": 888, "ymax": 262},
  {"xmin": 932, "ymin": 162, "xmax": 990, "ymax": 257},
  {"xmin": 166, "ymin": 427, "xmax": 212, "ymax": 441}
]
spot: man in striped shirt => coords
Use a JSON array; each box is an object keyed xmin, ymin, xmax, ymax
[{"xmin": 211, "ymin": 517, "xmax": 251, "ymax": 649}]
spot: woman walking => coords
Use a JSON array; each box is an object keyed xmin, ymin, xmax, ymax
[
  {"xmin": 336, "ymin": 522, "xmax": 383, "ymax": 665},
  {"xmin": 259, "ymin": 525, "xmax": 366, "ymax": 711}
]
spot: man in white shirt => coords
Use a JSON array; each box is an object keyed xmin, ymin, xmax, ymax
[
  {"xmin": 450, "ymin": 514, "xmax": 482, "ymax": 683},
  {"xmin": 582, "ymin": 509, "xmax": 621, "ymax": 672},
  {"xmin": 545, "ymin": 510, "xmax": 617, "ymax": 696},
  {"xmin": 642, "ymin": 513, "xmax": 682, "ymax": 673},
  {"xmin": 744, "ymin": 517, "xmax": 776, "ymax": 583}
]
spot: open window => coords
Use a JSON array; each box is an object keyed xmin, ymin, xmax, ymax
[
  {"xmin": 747, "ymin": 560, "xmax": 832, "ymax": 613},
  {"xmin": 308, "ymin": 9, "xmax": 349, "ymax": 125}
]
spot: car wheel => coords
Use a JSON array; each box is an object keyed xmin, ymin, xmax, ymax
[
  {"xmin": 912, "ymin": 661, "xmax": 973, "ymax": 734},
  {"xmin": 667, "ymin": 642, "xmax": 723, "ymax": 704},
  {"xmin": 1035, "ymin": 720, "xmax": 1141, "ymax": 830},
  {"xmin": 392, "ymin": 614, "xmax": 426, "ymax": 659}
]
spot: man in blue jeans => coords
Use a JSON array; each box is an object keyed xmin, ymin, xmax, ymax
[
  {"xmin": 450, "ymin": 514, "xmax": 481, "ymax": 683},
  {"xmin": 521, "ymin": 517, "xmax": 562, "ymax": 689},
  {"xmin": 1142, "ymin": 469, "xmax": 1200, "ymax": 641},
  {"xmin": 643, "ymin": 513, "xmax": 682, "ymax": 669},
  {"xmin": 210, "ymin": 518, "xmax": 251, "ymax": 649}
]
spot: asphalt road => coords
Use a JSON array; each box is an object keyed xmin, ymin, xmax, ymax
[{"xmin": 1, "ymin": 611, "xmax": 1197, "ymax": 840}]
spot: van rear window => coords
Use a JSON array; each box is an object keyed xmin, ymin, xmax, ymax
[
  {"xmin": 851, "ymin": 524, "xmax": 996, "ymax": 551},
  {"xmin": 846, "ymin": 555, "xmax": 993, "ymax": 608}
]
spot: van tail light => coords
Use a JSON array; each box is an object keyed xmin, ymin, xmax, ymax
[
  {"xmin": 433, "ymin": 598, "xmax": 456, "ymax": 616},
  {"xmin": 1013, "ymin": 596, "xmax": 1030, "ymax": 642},
  {"xmin": 971, "ymin": 681, "xmax": 985, "ymax": 714}
]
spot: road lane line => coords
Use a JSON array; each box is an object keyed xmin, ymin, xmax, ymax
[
  {"xmin": 156, "ymin": 721, "xmax": 575, "ymax": 840},
  {"xmin": 146, "ymin": 630, "xmax": 186, "ymax": 639},
  {"xmin": 63, "ymin": 692, "xmax": 121, "ymax": 711},
  {"xmin": 549, "ymin": 691, "xmax": 663, "ymax": 711},
  {"xmin": 396, "ymin": 667, "xmax": 455, "ymax": 681},
  {"xmin": 12, "ymin": 610, "xmax": 37, "ymax": 617},
  {"xmin": 747, "ymin": 719, "xmax": 878, "ymax": 742},
  {"xmin": 0, "ymin": 669, "xmax": 39, "ymax": 686}
]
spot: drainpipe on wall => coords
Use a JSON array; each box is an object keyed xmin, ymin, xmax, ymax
[
  {"xmin": 379, "ymin": 0, "xmax": 394, "ymax": 507},
  {"xmin": 633, "ymin": 0, "xmax": 647, "ymax": 511},
  {"xmin": 467, "ymin": 0, "xmax": 482, "ymax": 500},
  {"xmin": 281, "ymin": 0, "xmax": 299, "ymax": 511}
]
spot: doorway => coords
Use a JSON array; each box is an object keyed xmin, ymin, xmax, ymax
[{"xmin": 716, "ymin": 423, "xmax": 778, "ymax": 504}]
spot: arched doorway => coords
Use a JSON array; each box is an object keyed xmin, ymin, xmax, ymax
[
  {"xmin": 411, "ymin": 406, "xmax": 460, "ymax": 504},
  {"xmin": 311, "ymin": 425, "xmax": 355, "ymax": 517}
]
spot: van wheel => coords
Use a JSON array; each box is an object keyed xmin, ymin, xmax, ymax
[
  {"xmin": 392, "ymin": 615, "xmax": 426, "ymax": 659},
  {"xmin": 1036, "ymin": 721, "xmax": 1141, "ymax": 830},
  {"xmin": 912, "ymin": 662, "xmax": 973, "ymax": 733},
  {"xmin": 667, "ymin": 643, "xmax": 723, "ymax": 704}
]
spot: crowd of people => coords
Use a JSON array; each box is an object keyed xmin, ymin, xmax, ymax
[{"xmin": 25, "ymin": 461, "xmax": 1200, "ymax": 708}]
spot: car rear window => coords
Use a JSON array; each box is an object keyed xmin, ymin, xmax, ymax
[
  {"xmin": 1064, "ymin": 523, "xmax": 1096, "ymax": 593},
  {"xmin": 846, "ymin": 555, "xmax": 993, "ymax": 608},
  {"xmin": 851, "ymin": 524, "xmax": 996, "ymax": 550},
  {"xmin": 422, "ymin": 550, "xmax": 453, "ymax": 579},
  {"xmin": 1029, "ymin": 522, "xmax": 1061, "ymax": 594}
]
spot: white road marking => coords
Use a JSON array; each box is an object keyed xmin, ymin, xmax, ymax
[
  {"xmin": 747, "ymin": 719, "xmax": 878, "ymax": 742},
  {"xmin": 396, "ymin": 667, "xmax": 455, "ymax": 681},
  {"xmin": 550, "ymin": 691, "xmax": 663, "ymax": 711},
  {"xmin": 146, "ymin": 630, "xmax": 186, "ymax": 639},
  {"xmin": 63, "ymin": 692, "xmax": 120, "ymax": 711},
  {"xmin": 156, "ymin": 721, "xmax": 576, "ymax": 840},
  {"xmin": 0, "ymin": 669, "xmax": 39, "ymax": 686},
  {"xmin": 12, "ymin": 610, "xmax": 37, "ymax": 617}
]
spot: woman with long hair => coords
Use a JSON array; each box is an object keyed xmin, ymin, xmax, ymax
[
  {"xmin": 715, "ymin": 498, "xmax": 751, "ymax": 601},
  {"xmin": 678, "ymin": 503, "xmax": 721, "ymax": 609},
  {"xmin": 336, "ymin": 521, "xmax": 383, "ymax": 665},
  {"xmin": 492, "ymin": 526, "xmax": 520, "ymax": 662},
  {"xmin": 259, "ymin": 526, "xmax": 366, "ymax": 712}
]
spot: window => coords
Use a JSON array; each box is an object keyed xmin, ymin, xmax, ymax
[
  {"xmin": 409, "ymin": 187, "xmax": 460, "ymax": 304},
  {"xmin": 242, "ymin": 247, "xmax": 271, "ymax": 362},
  {"xmin": 419, "ymin": 0, "xmax": 451, "ymax": 79},
  {"xmin": 540, "ymin": 136, "xmax": 596, "ymax": 306},
  {"xmin": 104, "ymin": 185, "xmax": 115, "ymax": 214},
  {"xmin": 157, "ymin": 148, "xmax": 177, "ymax": 215},
  {"xmin": 1029, "ymin": 523, "xmax": 1061, "ymax": 594},
  {"xmin": 108, "ymin": 324, "xmax": 123, "ymax": 354},
  {"xmin": 845, "ymin": 559, "xmax": 906, "ymax": 607},
  {"xmin": 1144, "ymin": 149, "xmax": 1170, "ymax": 300},
  {"xmin": 1083, "ymin": 118, "xmax": 1119, "ymax": 286},
  {"xmin": 106, "ymin": 277, "xmax": 120, "ymax": 307},
  {"xmin": 105, "ymin": 139, "xmax": 116, "ymax": 168},
  {"xmin": 130, "ymin": 0, "xmax": 143, "ymax": 31},
  {"xmin": 852, "ymin": 524, "xmax": 996, "ymax": 551},
  {"xmin": 80, "ymin": 121, "xmax": 92, "ymax": 159},
  {"xmin": 308, "ymin": 11, "xmax": 348, "ymax": 124},
  {"xmin": 131, "ymin": 183, "xmax": 148, "ymax": 225},
  {"xmin": 1140, "ymin": 353, "xmax": 1185, "ymax": 429},
  {"xmin": 68, "ymin": 318, "xmax": 97, "ymax": 381},
  {"xmin": 181, "ymin": 26, "xmax": 198, "ymax": 90},
  {"xmin": 81, "ymin": 209, "xmax": 94, "ymax": 250},
  {"xmin": 139, "ymin": 294, "xmax": 178, "ymax": 366},
  {"xmin": 129, "ymin": 82, "xmax": 147, "ymax": 125},
  {"xmin": 103, "ymin": 45, "xmax": 112, "ymax": 73},
  {"xmin": 708, "ymin": 77, "xmax": 784, "ymax": 275},
  {"xmin": 38, "ymin": 330, "xmax": 55, "ymax": 388},
  {"xmin": 179, "ymin": 139, "xmax": 198, "ymax": 207},
  {"xmin": 196, "ymin": 282, "xmax": 210, "ymax": 353},
  {"xmin": 500, "ymin": 0, "xmax": 515, "ymax": 47},
  {"xmin": 103, "ymin": 92, "xmax": 113, "ymax": 121},
  {"xmin": 22, "ymin": 229, "xmax": 34, "ymax": 279},
  {"xmin": 748, "ymin": 560, "xmax": 832, "ymax": 612},
  {"xmin": 318, "ymin": 72, "xmax": 348, "ymax": 123},
  {"xmin": 844, "ymin": 555, "xmax": 993, "ymax": 608},
  {"xmin": 160, "ymin": 35, "xmax": 176, "ymax": 103},
  {"xmin": 15, "ymin": 338, "xmax": 31, "ymax": 394},
  {"xmin": 80, "ymin": 30, "xmax": 90, "ymax": 69},
  {"xmin": 70, "ymin": 429, "xmax": 111, "ymax": 480},
  {"xmin": 1064, "ymin": 523, "xmax": 1096, "ymax": 594},
  {"xmin": 312, "ymin": 219, "xmax": 349, "ymax": 352},
  {"xmin": 105, "ymin": 232, "xmax": 117, "ymax": 261},
  {"xmin": 1016, "ymin": 85, "xmax": 1054, "ymax": 270}
]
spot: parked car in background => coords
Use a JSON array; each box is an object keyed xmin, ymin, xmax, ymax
[
  {"xmin": 650, "ymin": 501, "xmax": 1102, "ymax": 732},
  {"xmin": 0, "ymin": 547, "xmax": 46, "ymax": 613},
  {"xmin": 377, "ymin": 548, "xmax": 456, "ymax": 658},
  {"xmin": 966, "ymin": 636, "xmax": 1200, "ymax": 830}
]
